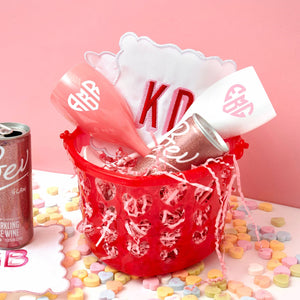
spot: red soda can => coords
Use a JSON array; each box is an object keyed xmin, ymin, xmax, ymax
[
  {"xmin": 133, "ymin": 114, "xmax": 229, "ymax": 174},
  {"xmin": 0, "ymin": 123, "xmax": 33, "ymax": 249}
]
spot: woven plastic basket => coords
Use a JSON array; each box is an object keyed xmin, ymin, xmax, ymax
[{"xmin": 61, "ymin": 128, "xmax": 247, "ymax": 277}]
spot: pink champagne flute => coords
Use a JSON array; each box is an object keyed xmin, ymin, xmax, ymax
[{"xmin": 51, "ymin": 63, "xmax": 150, "ymax": 156}]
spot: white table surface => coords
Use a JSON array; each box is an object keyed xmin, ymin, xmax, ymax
[{"xmin": 4, "ymin": 170, "xmax": 300, "ymax": 300}]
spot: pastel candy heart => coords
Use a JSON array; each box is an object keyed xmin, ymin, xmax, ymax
[
  {"xmin": 227, "ymin": 280, "xmax": 244, "ymax": 293},
  {"xmin": 65, "ymin": 226, "xmax": 75, "ymax": 238},
  {"xmin": 237, "ymin": 240, "xmax": 252, "ymax": 251},
  {"xmin": 269, "ymin": 240, "xmax": 285, "ymax": 251},
  {"xmin": 248, "ymin": 262, "xmax": 264, "ymax": 275},
  {"xmin": 77, "ymin": 243, "xmax": 92, "ymax": 255},
  {"xmin": 143, "ymin": 277, "xmax": 160, "ymax": 291},
  {"xmin": 67, "ymin": 288, "xmax": 84, "ymax": 300},
  {"xmin": 290, "ymin": 264, "xmax": 300, "ymax": 277},
  {"xmin": 98, "ymin": 289, "xmax": 115, "ymax": 300},
  {"xmin": 254, "ymin": 275, "xmax": 271, "ymax": 288},
  {"xmin": 172, "ymin": 269, "xmax": 189, "ymax": 281},
  {"xmin": 72, "ymin": 269, "xmax": 88, "ymax": 280},
  {"xmin": 261, "ymin": 233, "xmax": 276, "ymax": 241},
  {"xmin": 165, "ymin": 295, "xmax": 181, "ymax": 300},
  {"xmin": 204, "ymin": 285, "xmax": 221, "ymax": 298},
  {"xmin": 115, "ymin": 272, "xmax": 131, "ymax": 284},
  {"xmin": 272, "ymin": 250, "xmax": 287, "ymax": 261},
  {"xmin": 182, "ymin": 296, "xmax": 198, "ymax": 300},
  {"xmin": 248, "ymin": 230, "xmax": 261, "ymax": 241},
  {"xmin": 83, "ymin": 273, "xmax": 100, "ymax": 287},
  {"xmin": 258, "ymin": 248, "xmax": 272, "ymax": 260},
  {"xmin": 296, "ymin": 254, "xmax": 300, "ymax": 263},
  {"xmin": 186, "ymin": 261, "xmax": 204, "ymax": 275},
  {"xmin": 254, "ymin": 239, "xmax": 269, "ymax": 250},
  {"xmin": 254, "ymin": 289, "xmax": 273, "ymax": 300},
  {"xmin": 244, "ymin": 200, "xmax": 258, "ymax": 210},
  {"xmin": 236, "ymin": 286, "xmax": 253, "ymax": 298},
  {"xmin": 260, "ymin": 226, "xmax": 275, "ymax": 234},
  {"xmin": 234, "ymin": 225, "xmax": 247, "ymax": 233},
  {"xmin": 247, "ymin": 223, "xmax": 260, "ymax": 232},
  {"xmin": 70, "ymin": 277, "xmax": 84, "ymax": 289},
  {"xmin": 157, "ymin": 286, "xmax": 174, "ymax": 299},
  {"xmin": 106, "ymin": 280, "xmax": 124, "ymax": 294},
  {"xmin": 90, "ymin": 262, "xmax": 106, "ymax": 273},
  {"xmin": 258, "ymin": 202, "xmax": 273, "ymax": 212},
  {"xmin": 271, "ymin": 217, "xmax": 285, "ymax": 227},
  {"xmin": 82, "ymin": 255, "xmax": 98, "ymax": 269},
  {"xmin": 281, "ymin": 256, "xmax": 298, "ymax": 268},
  {"xmin": 273, "ymin": 274, "xmax": 289, "ymax": 288},
  {"xmin": 33, "ymin": 198, "xmax": 45, "ymax": 208},
  {"xmin": 214, "ymin": 292, "xmax": 232, "ymax": 300},
  {"xmin": 273, "ymin": 265, "xmax": 291, "ymax": 276},
  {"xmin": 185, "ymin": 275, "xmax": 202, "ymax": 286},
  {"xmin": 183, "ymin": 285, "xmax": 200, "ymax": 297},
  {"xmin": 240, "ymin": 297, "xmax": 256, "ymax": 300},
  {"xmin": 276, "ymin": 231, "xmax": 291, "ymax": 242},
  {"xmin": 229, "ymin": 246, "xmax": 244, "ymax": 259},
  {"xmin": 236, "ymin": 206, "xmax": 249, "ymax": 214},
  {"xmin": 232, "ymin": 210, "xmax": 246, "ymax": 219},
  {"xmin": 98, "ymin": 271, "xmax": 114, "ymax": 283},
  {"xmin": 168, "ymin": 277, "xmax": 185, "ymax": 290},
  {"xmin": 267, "ymin": 259, "xmax": 282, "ymax": 271},
  {"xmin": 158, "ymin": 273, "xmax": 172, "ymax": 285}
]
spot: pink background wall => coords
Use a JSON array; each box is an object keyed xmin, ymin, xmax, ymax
[{"xmin": 1, "ymin": 1, "xmax": 299, "ymax": 207}]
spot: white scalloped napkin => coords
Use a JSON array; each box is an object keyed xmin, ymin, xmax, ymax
[
  {"xmin": 0, "ymin": 225, "xmax": 69, "ymax": 294},
  {"xmin": 85, "ymin": 32, "xmax": 236, "ymax": 154}
]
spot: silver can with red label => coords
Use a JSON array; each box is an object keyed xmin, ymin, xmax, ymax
[
  {"xmin": 133, "ymin": 114, "xmax": 229, "ymax": 174},
  {"xmin": 0, "ymin": 123, "xmax": 33, "ymax": 249}
]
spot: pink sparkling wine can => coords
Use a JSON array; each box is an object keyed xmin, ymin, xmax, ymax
[
  {"xmin": 134, "ymin": 114, "xmax": 229, "ymax": 174},
  {"xmin": 0, "ymin": 123, "xmax": 33, "ymax": 249}
]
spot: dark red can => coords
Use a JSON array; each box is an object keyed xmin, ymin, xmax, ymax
[{"xmin": 0, "ymin": 123, "xmax": 33, "ymax": 249}]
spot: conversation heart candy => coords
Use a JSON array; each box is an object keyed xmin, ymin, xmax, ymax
[
  {"xmin": 165, "ymin": 295, "xmax": 181, "ymax": 300},
  {"xmin": 267, "ymin": 259, "xmax": 282, "ymax": 271},
  {"xmin": 182, "ymin": 295, "xmax": 198, "ymax": 300},
  {"xmin": 271, "ymin": 217, "xmax": 285, "ymax": 227},
  {"xmin": 98, "ymin": 271, "xmax": 114, "ymax": 283},
  {"xmin": 157, "ymin": 286, "xmax": 174, "ymax": 299},
  {"xmin": 229, "ymin": 246, "xmax": 244, "ymax": 259},
  {"xmin": 273, "ymin": 265, "xmax": 291, "ymax": 276},
  {"xmin": 143, "ymin": 277, "xmax": 160, "ymax": 291},
  {"xmin": 204, "ymin": 285, "xmax": 221, "ymax": 298},
  {"xmin": 281, "ymin": 256, "xmax": 298, "ymax": 268},
  {"xmin": 248, "ymin": 263, "xmax": 264, "ymax": 276},
  {"xmin": 183, "ymin": 285, "xmax": 200, "ymax": 297},
  {"xmin": 90, "ymin": 262, "xmax": 106, "ymax": 273},
  {"xmin": 273, "ymin": 274, "xmax": 289, "ymax": 288},
  {"xmin": 70, "ymin": 277, "xmax": 83, "ymax": 289},
  {"xmin": 276, "ymin": 231, "xmax": 291, "ymax": 242},
  {"xmin": 227, "ymin": 280, "xmax": 244, "ymax": 293},
  {"xmin": 106, "ymin": 280, "xmax": 123, "ymax": 294},
  {"xmin": 67, "ymin": 288, "xmax": 84, "ymax": 300},
  {"xmin": 290, "ymin": 264, "xmax": 300, "ymax": 277},
  {"xmin": 168, "ymin": 277, "xmax": 185, "ymax": 291},
  {"xmin": 236, "ymin": 286, "xmax": 253, "ymax": 298},
  {"xmin": 99, "ymin": 289, "xmax": 115, "ymax": 300},
  {"xmin": 83, "ymin": 273, "xmax": 100, "ymax": 287},
  {"xmin": 115, "ymin": 272, "xmax": 131, "ymax": 284},
  {"xmin": 214, "ymin": 292, "xmax": 231, "ymax": 300},
  {"xmin": 185, "ymin": 275, "xmax": 202, "ymax": 286},
  {"xmin": 254, "ymin": 275, "xmax": 271, "ymax": 288},
  {"xmin": 269, "ymin": 240, "xmax": 285, "ymax": 251},
  {"xmin": 72, "ymin": 269, "xmax": 88, "ymax": 280},
  {"xmin": 254, "ymin": 289, "xmax": 273, "ymax": 300}
]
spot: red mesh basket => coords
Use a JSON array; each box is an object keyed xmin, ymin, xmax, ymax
[{"xmin": 61, "ymin": 128, "xmax": 248, "ymax": 277}]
